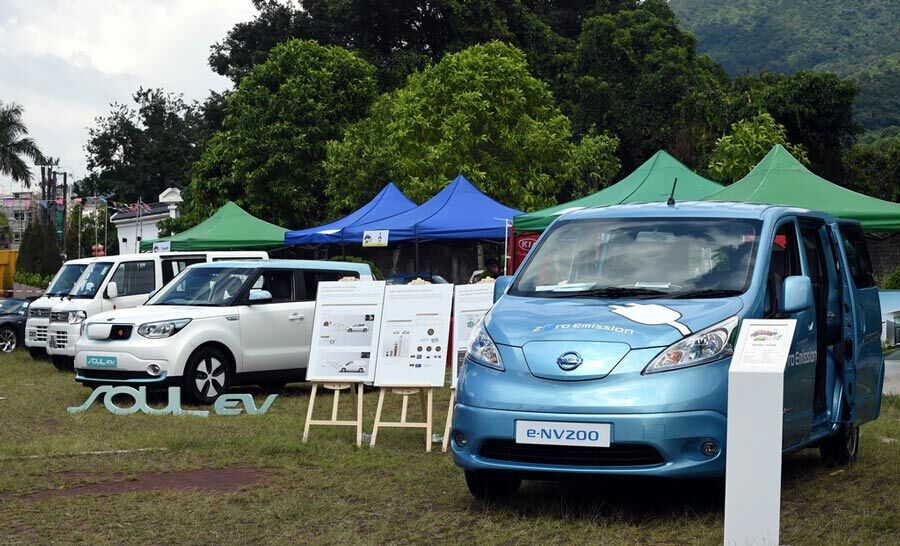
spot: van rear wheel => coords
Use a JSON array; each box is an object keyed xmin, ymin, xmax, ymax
[
  {"xmin": 820, "ymin": 421, "xmax": 859, "ymax": 466},
  {"xmin": 183, "ymin": 347, "xmax": 231, "ymax": 404},
  {"xmin": 464, "ymin": 470, "xmax": 521, "ymax": 500}
]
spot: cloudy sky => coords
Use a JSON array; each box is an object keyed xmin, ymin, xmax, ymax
[{"xmin": 0, "ymin": 0, "xmax": 258, "ymax": 195}]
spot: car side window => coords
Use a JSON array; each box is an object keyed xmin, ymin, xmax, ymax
[
  {"xmin": 839, "ymin": 224, "xmax": 876, "ymax": 289},
  {"xmin": 765, "ymin": 222, "xmax": 802, "ymax": 317},
  {"xmin": 250, "ymin": 270, "xmax": 294, "ymax": 303},
  {"xmin": 161, "ymin": 258, "xmax": 205, "ymax": 285},
  {"xmin": 297, "ymin": 270, "xmax": 360, "ymax": 302},
  {"xmin": 110, "ymin": 260, "xmax": 156, "ymax": 297}
]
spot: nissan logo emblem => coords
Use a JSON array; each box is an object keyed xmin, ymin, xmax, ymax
[{"xmin": 557, "ymin": 351, "xmax": 583, "ymax": 371}]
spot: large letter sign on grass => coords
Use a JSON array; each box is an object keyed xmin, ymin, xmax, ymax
[
  {"xmin": 67, "ymin": 387, "xmax": 277, "ymax": 417},
  {"xmin": 724, "ymin": 319, "xmax": 796, "ymax": 546}
]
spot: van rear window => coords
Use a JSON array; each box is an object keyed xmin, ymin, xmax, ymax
[{"xmin": 839, "ymin": 224, "xmax": 876, "ymax": 289}]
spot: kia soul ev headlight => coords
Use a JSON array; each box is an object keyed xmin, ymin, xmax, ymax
[
  {"xmin": 644, "ymin": 316, "xmax": 739, "ymax": 374},
  {"xmin": 137, "ymin": 319, "xmax": 192, "ymax": 339},
  {"xmin": 466, "ymin": 321, "xmax": 504, "ymax": 371}
]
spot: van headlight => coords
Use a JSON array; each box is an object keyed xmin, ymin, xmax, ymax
[
  {"xmin": 69, "ymin": 311, "xmax": 88, "ymax": 324},
  {"xmin": 644, "ymin": 316, "xmax": 739, "ymax": 374},
  {"xmin": 138, "ymin": 319, "xmax": 192, "ymax": 339},
  {"xmin": 466, "ymin": 321, "xmax": 504, "ymax": 371}
]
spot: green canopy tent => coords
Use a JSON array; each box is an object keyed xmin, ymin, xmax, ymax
[
  {"xmin": 703, "ymin": 145, "xmax": 900, "ymax": 231},
  {"xmin": 513, "ymin": 150, "xmax": 723, "ymax": 233},
  {"xmin": 139, "ymin": 201, "xmax": 288, "ymax": 251}
]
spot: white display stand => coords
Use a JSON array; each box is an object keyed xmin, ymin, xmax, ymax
[{"xmin": 724, "ymin": 319, "xmax": 796, "ymax": 546}]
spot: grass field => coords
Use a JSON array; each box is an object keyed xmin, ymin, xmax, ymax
[{"xmin": 0, "ymin": 351, "xmax": 897, "ymax": 545}]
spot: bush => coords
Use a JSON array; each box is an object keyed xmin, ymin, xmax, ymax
[
  {"xmin": 882, "ymin": 266, "xmax": 900, "ymax": 289},
  {"xmin": 17, "ymin": 217, "xmax": 61, "ymax": 277},
  {"xmin": 14, "ymin": 270, "xmax": 54, "ymax": 289}
]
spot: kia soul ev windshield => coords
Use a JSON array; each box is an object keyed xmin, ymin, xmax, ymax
[
  {"xmin": 510, "ymin": 218, "xmax": 762, "ymax": 298},
  {"xmin": 147, "ymin": 266, "xmax": 254, "ymax": 307}
]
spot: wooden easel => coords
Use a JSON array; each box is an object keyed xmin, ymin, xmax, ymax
[
  {"xmin": 370, "ymin": 386, "xmax": 434, "ymax": 452},
  {"xmin": 302, "ymin": 382, "xmax": 365, "ymax": 447},
  {"xmin": 441, "ymin": 388, "xmax": 455, "ymax": 453}
]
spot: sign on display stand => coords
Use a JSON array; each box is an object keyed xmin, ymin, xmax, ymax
[
  {"xmin": 303, "ymin": 280, "xmax": 386, "ymax": 447},
  {"xmin": 370, "ymin": 283, "xmax": 454, "ymax": 452},
  {"xmin": 724, "ymin": 319, "xmax": 796, "ymax": 546},
  {"xmin": 442, "ymin": 283, "xmax": 494, "ymax": 452}
]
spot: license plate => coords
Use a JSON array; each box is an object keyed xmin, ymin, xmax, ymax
[
  {"xmin": 86, "ymin": 355, "xmax": 117, "ymax": 368},
  {"xmin": 515, "ymin": 420, "xmax": 611, "ymax": 447}
]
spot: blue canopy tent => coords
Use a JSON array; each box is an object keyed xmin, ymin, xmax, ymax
[
  {"xmin": 284, "ymin": 183, "xmax": 416, "ymax": 249},
  {"xmin": 344, "ymin": 175, "xmax": 523, "ymax": 270}
]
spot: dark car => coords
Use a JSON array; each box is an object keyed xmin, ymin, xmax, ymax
[
  {"xmin": 385, "ymin": 274, "xmax": 450, "ymax": 285},
  {"xmin": 0, "ymin": 298, "xmax": 31, "ymax": 353}
]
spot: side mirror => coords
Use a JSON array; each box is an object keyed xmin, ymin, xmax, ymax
[
  {"xmin": 782, "ymin": 275, "xmax": 813, "ymax": 314},
  {"xmin": 494, "ymin": 276, "xmax": 513, "ymax": 303},
  {"xmin": 106, "ymin": 282, "xmax": 118, "ymax": 300},
  {"xmin": 248, "ymin": 289, "xmax": 273, "ymax": 304}
]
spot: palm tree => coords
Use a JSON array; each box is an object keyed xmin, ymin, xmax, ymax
[{"xmin": 0, "ymin": 101, "xmax": 44, "ymax": 186}]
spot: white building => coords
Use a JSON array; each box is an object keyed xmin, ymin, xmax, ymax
[{"xmin": 110, "ymin": 188, "xmax": 182, "ymax": 254}]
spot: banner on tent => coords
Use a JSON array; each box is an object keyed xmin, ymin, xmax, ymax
[{"xmin": 363, "ymin": 230, "xmax": 389, "ymax": 247}]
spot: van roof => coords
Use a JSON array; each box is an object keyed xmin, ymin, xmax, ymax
[
  {"xmin": 560, "ymin": 201, "xmax": 843, "ymax": 224},
  {"xmin": 73, "ymin": 251, "xmax": 268, "ymax": 264},
  {"xmin": 190, "ymin": 259, "xmax": 372, "ymax": 274}
]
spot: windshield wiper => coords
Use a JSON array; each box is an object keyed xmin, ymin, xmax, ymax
[
  {"xmin": 668, "ymin": 289, "xmax": 743, "ymax": 299},
  {"xmin": 540, "ymin": 286, "xmax": 668, "ymax": 298}
]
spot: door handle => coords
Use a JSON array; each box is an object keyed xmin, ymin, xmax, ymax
[{"xmin": 288, "ymin": 313, "xmax": 304, "ymax": 321}]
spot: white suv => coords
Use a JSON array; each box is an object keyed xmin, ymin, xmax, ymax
[{"xmin": 74, "ymin": 260, "xmax": 372, "ymax": 403}]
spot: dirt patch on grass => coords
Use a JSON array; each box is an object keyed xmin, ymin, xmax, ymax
[{"xmin": 22, "ymin": 467, "xmax": 269, "ymax": 500}]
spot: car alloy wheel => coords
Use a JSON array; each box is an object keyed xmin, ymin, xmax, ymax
[
  {"xmin": 194, "ymin": 356, "xmax": 226, "ymax": 399},
  {"xmin": 0, "ymin": 327, "xmax": 18, "ymax": 352}
]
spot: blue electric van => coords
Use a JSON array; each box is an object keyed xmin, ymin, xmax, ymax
[{"xmin": 451, "ymin": 202, "xmax": 885, "ymax": 498}]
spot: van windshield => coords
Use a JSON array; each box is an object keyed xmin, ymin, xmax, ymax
[
  {"xmin": 70, "ymin": 262, "xmax": 115, "ymax": 298},
  {"xmin": 46, "ymin": 263, "xmax": 89, "ymax": 296},
  {"xmin": 510, "ymin": 217, "xmax": 762, "ymax": 298},
  {"xmin": 147, "ymin": 267, "xmax": 254, "ymax": 307}
]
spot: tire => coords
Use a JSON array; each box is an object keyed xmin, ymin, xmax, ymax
[
  {"xmin": 820, "ymin": 421, "xmax": 859, "ymax": 466},
  {"xmin": 464, "ymin": 470, "xmax": 521, "ymax": 500},
  {"xmin": 0, "ymin": 326, "xmax": 18, "ymax": 353},
  {"xmin": 28, "ymin": 347, "xmax": 46, "ymax": 360},
  {"xmin": 51, "ymin": 355, "xmax": 74, "ymax": 371},
  {"xmin": 182, "ymin": 347, "xmax": 231, "ymax": 404}
]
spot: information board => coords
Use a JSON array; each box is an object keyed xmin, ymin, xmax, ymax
[
  {"xmin": 374, "ymin": 284, "xmax": 454, "ymax": 387},
  {"xmin": 451, "ymin": 283, "xmax": 494, "ymax": 388},
  {"xmin": 306, "ymin": 281, "xmax": 386, "ymax": 383},
  {"xmin": 724, "ymin": 318, "xmax": 796, "ymax": 546}
]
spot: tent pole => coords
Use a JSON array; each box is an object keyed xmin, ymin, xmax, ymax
[{"xmin": 415, "ymin": 238, "xmax": 419, "ymax": 273}]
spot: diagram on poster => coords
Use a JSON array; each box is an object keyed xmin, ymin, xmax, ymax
[
  {"xmin": 306, "ymin": 280, "xmax": 385, "ymax": 383},
  {"xmin": 451, "ymin": 284, "xmax": 494, "ymax": 388},
  {"xmin": 374, "ymin": 284, "xmax": 454, "ymax": 387}
]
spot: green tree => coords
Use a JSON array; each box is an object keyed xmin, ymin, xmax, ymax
[
  {"xmin": 844, "ymin": 136, "xmax": 900, "ymax": 202},
  {"xmin": 324, "ymin": 41, "xmax": 619, "ymax": 214},
  {"xmin": 0, "ymin": 101, "xmax": 44, "ymax": 185},
  {"xmin": 707, "ymin": 113, "xmax": 809, "ymax": 183},
  {"xmin": 732, "ymin": 71, "xmax": 860, "ymax": 181},
  {"xmin": 573, "ymin": 1, "xmax": 710, "ymax": 172},
  {"xmin": 17, "ymin": 217, "xmax": 61, "ymax": 277},
  {"xmin": 64, "ymin": 204, "xmax": 117, "ymax": 259},
  {"xmin": 186, "ymin": 39, "xmax": 378, "ymax": 228},
  {"xmin": 79, "ymin": 88, "xmax": 209, "ymax": 203}
]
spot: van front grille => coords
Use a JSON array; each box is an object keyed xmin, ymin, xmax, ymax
[{"xmin": 479, "ymin": 440, "xmax": 665, "ymax": 467}]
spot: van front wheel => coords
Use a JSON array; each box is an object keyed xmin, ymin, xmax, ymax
[
  {"xmin": 183, "ymin": 347, "xmax": 231, "ymax": 404},
  {"xmin": 51, "ymin": 355, "xmax": 74, "ymax": 371},
  {"xmin": 464, "ymin": 470, "xmax": 521, "ymax": 500},
  {"xmin": 820, "ymin": 421, "xmax": 859, "ymax": 466}
]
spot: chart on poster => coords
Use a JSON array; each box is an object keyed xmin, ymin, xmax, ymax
[
  {"xmin": 451, "ymin": 283, "xmax": 494, "ymax": 388},
  {"xmin": 306, "ymin": 281, "xmax": 386, "ymax": 383},
  {"xmin": 374, "ymin": 284, "xmax": 454, "ymax": 387}
]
